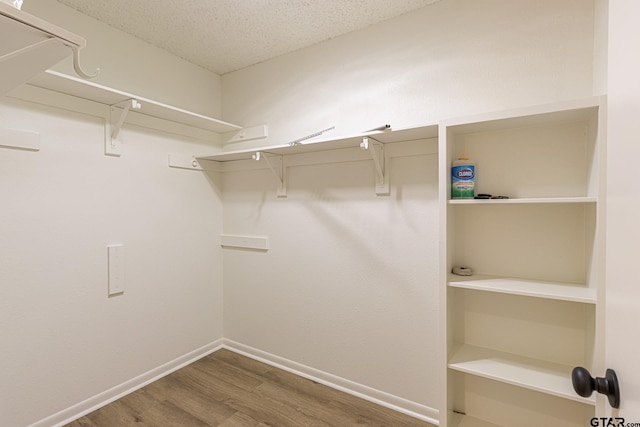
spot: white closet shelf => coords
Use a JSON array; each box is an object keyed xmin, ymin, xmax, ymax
[
  {"xmin": 1, "ymin": 3, "xmax": 88, "ymax": 96},
  {"xmin": 448, "ymin": 275, "xmax": 596, "ymax": 304},
  {"xmin": 197, "ymin": 124, "xmax": 438, "ymax": 162},
  {"xmin": 0, "ymin": 3, "xmax": 84, "ymax": 46},
  {"xmin": 442, "ymin": 97, "xmax": 600, "ymax": 134},
  {"xmin": 448, "ymin": 196, "xmax": 597, "ymax": 205},
  {"xmin": 448, "ymin": 344, "xmax": 595, "ymax": 406},
  {"xmin": 26, "ymin": 70, "xmax": 242, "ymax": 134}
]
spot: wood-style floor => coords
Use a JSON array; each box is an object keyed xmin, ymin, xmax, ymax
[{"xmin": 66, "ymin": 349, "xmax": 435, "ymax": 426}]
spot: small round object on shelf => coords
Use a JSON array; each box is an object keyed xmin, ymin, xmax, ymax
[{"xmin": 452, "ymin": 266, "xmax": 473, "ymax": 276}]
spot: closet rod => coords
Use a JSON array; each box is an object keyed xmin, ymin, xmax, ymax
[
  {"xmin": 71, "ymin": 45, "xmax": 99, "ymax": 79},
  {"xmin": 288, "ymin": 126, "xmax": 335, "ymax": 146}
]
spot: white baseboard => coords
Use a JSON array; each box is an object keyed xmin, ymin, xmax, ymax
[
  {"xmin": 222, "ymin": 339, "xmax": 440, "ymax": 425},
  {"xmin": 33, "ymin": 339, "xmax": 224, "ymax": 427}
]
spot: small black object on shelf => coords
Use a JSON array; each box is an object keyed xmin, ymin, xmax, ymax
[{"xmin": 474, "ymin": 193, "xmax": 509, "ymax": 199}]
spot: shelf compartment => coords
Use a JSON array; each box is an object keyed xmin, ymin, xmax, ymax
[
  {"xmin": 448, "ymin": 344, "xmax": 594, "ymax": 405},
  {"xmin": 448, "ymin": 370, "xmax": 595, "ymax": 427},
  {"xmin": 449, "ymin": 288, "xmax": 595, "ymax": 374},
  {"xmin": 448, "ymin": 275, "xmax": 595, "ymax": 304},
  {"xmin": 25, "ymin": 70, "xmax": 242, "ymax": 134},
  {"xmin": 441, "ymin": 98, "xmax": 601, "ymax": 200},
  {"xmin": 198, "ymin": 124, "xmax": 438, "ymax": 162},
  {"xmin": 450, "ymin": 203, "xmax": 596, "ymax": 285}
]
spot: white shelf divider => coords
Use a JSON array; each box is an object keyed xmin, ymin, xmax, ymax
[
  {"xmin": 448, "ymin": 275, "xmax": 596, "ymax": 304},
  {"xmin": 448, "ymin": 344, "xmax": 595, "ymax": 406}
]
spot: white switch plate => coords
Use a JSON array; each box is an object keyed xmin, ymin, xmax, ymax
[{"xmin": 107, "ymin": 244, "xmax": 125, "ymax": 295}]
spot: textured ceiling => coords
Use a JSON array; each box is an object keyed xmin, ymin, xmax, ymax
[{"xmin": 55, "ymin": 0, "xmax": 440, "ymax": 75}]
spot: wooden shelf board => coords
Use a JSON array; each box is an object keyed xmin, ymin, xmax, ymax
[
  {"xmin": 448, "ymin": 275, "xmax": 596, "ymax": 304},
  {"xmin": 198, "ymin": 123, "xmax": 438, "ymax": 162},
  {"xmin": 448, "ymin": 344, "xmax": 595, "ymax": 406},
  {"xmin": 26, "ymin": 70, "xmax": 242, "ymax": 133},
  {"xmin": 449, "ymin": 197, "xmax": 597, "ymax": 205}
]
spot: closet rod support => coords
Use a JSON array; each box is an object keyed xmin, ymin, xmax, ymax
[
  {"xmin": 0, "ymin": 38, "xmax": 100, "ymax": 80},
  {"xmin": 71, "ymin": 45, "xmax": 100, "ymax": 79}
]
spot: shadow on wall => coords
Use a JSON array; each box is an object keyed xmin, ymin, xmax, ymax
[{"xmin": 258, "ymin": 154, "xmax": 439, "ymax": 294}]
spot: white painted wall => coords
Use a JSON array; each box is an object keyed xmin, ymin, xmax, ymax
[
  {"xmin": 21, "ymin": 0, "xmax": 222, "ymax": 118},
  {"xmin": 593, "ymin": 0, "xmax": 609, "ymax": 95},
  {"xmin": 220, "ymin": 0, "xmax": 596, "ymax": 419},
  {"xmin": 1, "ymin": 3, "xmax": 227, "ymax": 426},
  {"xmin": 222, "ymin": 0, "xmax": 595, "ymax": 152},
  {"xmin": 222, "ymin": 143, "xmax": 439, "ymax": 417},
  {"xmin": 0, "ymin": 71, "xmax": 224, "ymax": 427}
]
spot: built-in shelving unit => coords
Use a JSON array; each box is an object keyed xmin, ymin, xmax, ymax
[{"xmin": 439, "ymin": 97, "xmax": 605, "ymax": 427}]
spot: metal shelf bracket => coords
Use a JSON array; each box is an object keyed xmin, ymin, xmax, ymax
[
  {"xmin": 106, "ymin": 99, "xmax": 141, "ymax": 156},
  {"xmin": 360, "ymin": 137, "xmax": 390, "ymax": 195},
  {"xmin": 253, "ymin": 151, "xmax": 287, "ymax": 197},
  {"xmin": 0, "ymin": 38, "xmax": 60, "ymax": 64}
]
